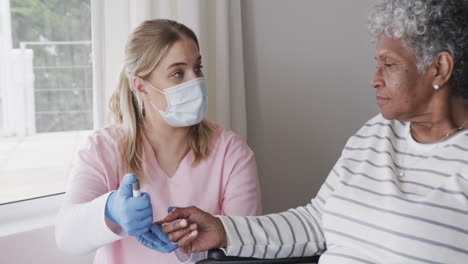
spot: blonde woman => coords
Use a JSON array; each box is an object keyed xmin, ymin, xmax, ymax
[{"xmin": 55, "ymin": 19, "xmax": 262, "ymax": 264}]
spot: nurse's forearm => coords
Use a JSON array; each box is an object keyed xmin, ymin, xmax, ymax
[{"xmin": 55, "ymin": 193, "xmax": 123, "ymax": 254}]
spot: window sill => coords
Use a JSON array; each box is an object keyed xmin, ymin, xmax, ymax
[
  {"xmin": 0, "ymin": 130, "xmax": 92, "ymax": 204},
  {"xmin": 0, "ymin": 193, "xmax": 63, "ymax": 237}
]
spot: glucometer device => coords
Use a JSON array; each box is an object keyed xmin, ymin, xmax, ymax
[{"xmin": 132, "ymin": 179, "xmax": 141, "ymax": 197}]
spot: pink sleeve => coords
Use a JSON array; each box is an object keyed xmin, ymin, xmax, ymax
[
  {"xmin": 65, "ymin": 131, "xmax": 118, "ymax": 204},
  {"xmin": 219, "ymin": 134, "xmax": 262, "ymax": 216}
]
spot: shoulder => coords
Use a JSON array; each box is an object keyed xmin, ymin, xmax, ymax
[
  {"xmin": 353, "ymin": 113, "xmax": 407, "ymax": 138},
  {"xmin": 71, "ymin": 125, "xmax": 126, "ymax": 179},
  {"xmin": 342, "ymin": 114, "xmax": 408, "ymax": 150},
  {"xmin": 210, "ymin": 123, "xmax": 254, "ymax": 157},
  {"xmin": 80, "ymin": 124, "xmax": 126, "ymax": 153}
]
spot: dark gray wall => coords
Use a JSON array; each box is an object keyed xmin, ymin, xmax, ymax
[{"xmin": 241, "ymin": 0, "xmax": 379, "ymax": 213}]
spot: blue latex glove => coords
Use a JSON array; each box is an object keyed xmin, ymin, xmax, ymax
[
  {"xmin": 137, "ymin": 224, "xmax": 178, "ymax": 253},
  {"xmin": 105, "ymin": 173, "xmax": 153, "ymax": 236},
  {"xmin": 167, "ymin": 206, "xmax": 177, "ymax": 214}
]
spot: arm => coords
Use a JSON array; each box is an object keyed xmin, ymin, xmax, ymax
[
  {"xmin": 163, "ymin": 157, "xmax": 343, "ymax": 259},
  {"xmin": 220, "ymin": 136, "xmax": 262, "ymax": 216},
  {"xmin": 55, "ymin": 133, "xmax": 124, "ymax": 254},
  {"xmin": 55, "ymin": 193, "xmax": 123, "ymax": 254},
  {"xmin": 218, "ymin": 155, "xmax": 343, "ymax": 259}
]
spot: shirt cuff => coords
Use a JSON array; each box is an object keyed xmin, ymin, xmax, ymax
[
  {"xmin": 174, "ymin": 249, "xmax": 207, "ymax": 263},
  {"xmin": 217, "ymin": 215, "xmax": 240, "ymax": 257},
  {"xmin": 92, "ymin": 192, "xmax": 126, "ymax": 243}
]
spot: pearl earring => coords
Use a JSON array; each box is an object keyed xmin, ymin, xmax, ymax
[{"xmin": 433, "ymin": 84, "xmax": 440, "ymax": 90}]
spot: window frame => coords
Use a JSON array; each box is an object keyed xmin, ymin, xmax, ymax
[{"xmin": 0, "ymin": 193, "xmax": 64, "ymax": 237}]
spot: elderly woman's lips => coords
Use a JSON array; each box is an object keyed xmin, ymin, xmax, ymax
[{"xmin": 376, "ymin": 96, "xmax": 389, "ymax": 104}]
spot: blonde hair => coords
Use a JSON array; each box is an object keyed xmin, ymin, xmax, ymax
[{"xmin": 109, "ymin": 19, "xmax": 213, "ymax": 179}]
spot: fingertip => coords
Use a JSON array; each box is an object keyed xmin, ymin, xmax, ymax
[
  {"xmin": 125, "ymin": 172, "xmax": 136, "ymax": 178},
  {"xmin": 122, "ymin": 173, "xmax": 137, "ymax": 183},
  {"xmin": 141, "ymin": 192, "xmax": 151, "ymax": 200}
]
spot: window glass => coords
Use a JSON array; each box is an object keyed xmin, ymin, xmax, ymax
[{"xmin": 0, "ymin": 0, "xmax": 93, "ymax": 204}]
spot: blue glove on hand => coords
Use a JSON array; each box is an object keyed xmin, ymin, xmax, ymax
[
  {"xmin": 137, "ymin": 224, "xmax": 178, "ymax": 253},
  {"xmin": 167, "ymin": 206, "xmax": 177, "ymax": 214},
  {"xmin": 105, "ymin": 173, "xmax": 153, "ymax": 236}
]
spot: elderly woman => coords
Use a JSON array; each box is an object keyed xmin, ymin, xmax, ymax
[{"xmin": 155, "ymin": 0, "xmax": 468, "ymax": 263}]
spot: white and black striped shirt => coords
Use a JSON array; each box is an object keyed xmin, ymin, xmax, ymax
[{"xmin": 219, "ymin": 114, "xmax": 468, "ymax": 264}]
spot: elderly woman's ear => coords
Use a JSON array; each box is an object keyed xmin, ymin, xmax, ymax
[{"xmin": 431, "ymin": 51, "xmax": 454, "ymax": 90}]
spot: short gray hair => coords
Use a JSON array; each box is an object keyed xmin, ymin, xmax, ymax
[{"xmin": 368, "ymin": 0, "xmax": 468, "ymax": 100}]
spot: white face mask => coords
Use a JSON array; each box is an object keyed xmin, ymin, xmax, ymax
[{"xmin": 145, "ymin": 77, "xmax": 207, "ymax": 127}]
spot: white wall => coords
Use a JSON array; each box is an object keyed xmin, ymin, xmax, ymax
[
  {"xmin": 241, "ymin": 0, "xmax": 380, "ymax": 213},
  {"xmin": 0, "ymin": 226, "xmax": 94, "ymax": 263},
  {"xmin": 0, "ymin": 195, "xmax": 95, "ymax": 263}
]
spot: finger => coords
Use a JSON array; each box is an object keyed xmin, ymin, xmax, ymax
[
  {"xmin": 149, "ymin": 224, "xmax": 172, "ymax": 243},
  {"xmin": 167, "ymin": 225, "xmax": 196, "ymax": 243},
  {"xmin": 137, "ymin": 232, "xmax": 164, "ymax": 248},
  {"xmin": 127, "ymin": 225, "xmax": 150, "ymax": 236},
  {"xmin": 137, "ymin": 215, "xmax": 154, "ymax": 228},
  {"xmin": 122, "ymin": 214, "xmax": 153, "ymax": 232},
  {"xmin": 161, "ymin": 219, "xmax": 188, "ymax": 233},
  {"xmin": 162, "ymin": 207, "xmax": 191, "ymax": 222},
  {"xmin": 138, "ymin": 231, "xmax": 179, "ymax": 253},
  {"xmin": 118, "ymin": 173, "xmax": 137, "ymax": 197},
  {"xmin": 176, "ymin": 230, "xmax": 198, "ymax": 248},
  {"xmin": 127, "ymin": 194, "xmax": 152, "ymax": 210},
  {"xmin": 127, "ymin": 207, "xmax": 153, "ymax": 221}
]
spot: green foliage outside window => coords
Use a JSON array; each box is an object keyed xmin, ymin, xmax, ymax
[{"xmin": 10, "ymin": 0, "xmax": 93, "ymax": 132}]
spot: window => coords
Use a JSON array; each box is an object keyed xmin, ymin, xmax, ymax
[{"xmin": 0, "ymin": 0, "xmax": 93, "ymax": 204}]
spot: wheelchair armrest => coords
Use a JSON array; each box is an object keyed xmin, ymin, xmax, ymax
[{"xmin": 195, "ymin": 249, "xmax": 320, "ymax": 264}]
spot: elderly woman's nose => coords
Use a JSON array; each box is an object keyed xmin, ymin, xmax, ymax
[{"xmin": 370, "ymin": 69, "xmax": 383, "ymax": 89}]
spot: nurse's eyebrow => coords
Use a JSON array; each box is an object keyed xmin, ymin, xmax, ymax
[
  {"xmin": 167, "ymin": 62, "xmax": 186, "ymax": 69},
  {"xmin": 167, "ymin": 56, "xmax": 202, "ymax": 70}
]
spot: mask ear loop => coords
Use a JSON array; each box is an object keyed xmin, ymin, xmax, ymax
[
  {"xmin": 145, "ymin": 81, "xmax": 165, "ymax": 94},
  {"xmin": 144, "ymin": 80, "xmax": 167, "ymax": 112}
]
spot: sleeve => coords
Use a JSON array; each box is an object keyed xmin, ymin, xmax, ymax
[
  {"xmin": 55, "ymin": 132, "xmax": 124, "ymax": 254},
  {"xmin": 219, "ymin": 134, "xmax": 262, "ymax": 216},
  {"xmin": 174, "ymin": 250, "xmax": 208, "ymax": 264},
  {"xmin": 217, "ymin": 156, "xmax": 344, "ymax": 259}
]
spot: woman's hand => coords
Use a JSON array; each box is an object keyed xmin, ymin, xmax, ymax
[
  {"xmin": 160, "ymin": 206, "xmax": 227, "ymax": 255},
  {"xmin": 136, "ymin": 223, "xmax": 178, "ymax": 253},
  {"xmin": 104, "ymin": 173, "xmax": 153, "ymax": 236}
]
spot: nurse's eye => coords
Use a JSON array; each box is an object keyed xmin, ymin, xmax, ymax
[
  {"xmin": 172, "ymin": 71, "xmax": 184, "ymax": 78},
  {"xmin": 195, "ymin": 65, "xmax": 204, "ymax": 75}
]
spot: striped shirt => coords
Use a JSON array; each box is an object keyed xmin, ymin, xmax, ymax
[{"xmin": 219, "ymin": 114, "xmax": 468, "ymax": 264}]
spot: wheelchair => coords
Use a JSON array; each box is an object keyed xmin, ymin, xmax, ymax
[{"xmin": 196, "ymin": 249, "xmax": 320, "ymax": 264}]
